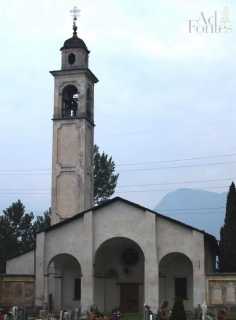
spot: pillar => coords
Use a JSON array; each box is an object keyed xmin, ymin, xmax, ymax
[
  {"xmin": 144, "ymin": 212, "xmax": 159, "ymax": 311},
  {"xmin": 81, "ymin": 211, "xmax": 94, "ymax": 312},
  {"xmin": 192, "ymin": 232, "xmax": 206, "ymax": 307},
  {"xmin": 35, "ymin": 232, "xmax": 46, "ymax": 307}
]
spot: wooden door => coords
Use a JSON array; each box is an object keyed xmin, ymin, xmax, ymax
[{"xmin": 120, "ymin": 284, "xmax": 139, "ymax": 313}]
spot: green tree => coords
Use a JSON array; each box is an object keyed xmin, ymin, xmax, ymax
[
  {"xmin": 0, "ymin": 200, "xmax": 35, "ymax": 272},
  {"xmin": 0, "ymin": 146, "xmax": 118, "ymax": 271},
  {"xmin": 0, "ymin": 215, "xmax": 17, "ymax": 272},
  {"xmin": 170, "ymin": 298, "xmax": 186, "ymax": 320},
  {"xmin": 219, "ymin": 182, "xmax": 236, "ymax": 272},
  {"xmin": 33, "ymin": 208, "xmax": 51, "ymax": 233},
  {"xmin": 2, "ymin": 200, "xmax": 35, "ymax": 253},
  {"xmin": 93, "ymin": 145, "xmax": 119, "ymax": 204}
]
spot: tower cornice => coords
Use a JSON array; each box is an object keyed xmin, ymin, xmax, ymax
[
  {"xmin": 50, "ymin": 68, "xmax": 99, "ymax": 83},
  {"xmin": 52, "ymin": 115, "xmax": 95, "ymax": 127}
]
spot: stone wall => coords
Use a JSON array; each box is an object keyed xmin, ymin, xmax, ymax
[
  {"xmin": 0, "ymin": 275, "xmax": 35, "ymax": 307},
  {"xmin": 207, "ymin": 274, "xmax": 236, "ymax": 306}
]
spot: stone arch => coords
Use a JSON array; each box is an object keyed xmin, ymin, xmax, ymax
[
  {"xmin": 159, "ymin": 252, "xmax": 193, "ymax": 311},
  {"xmin": 47, "ymin": 253, "xmax": 82, "ymax": 311},
  {"xmin": 94, "ymin": 237, "xmax": 145, "ymax": 314}
]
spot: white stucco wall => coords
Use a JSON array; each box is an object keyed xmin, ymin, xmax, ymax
[
  {"xmin": 35, "ymin": 199, "xmax": 209, "ymax": 312},
  {"xmin": 157, "ymin": 217, "xmax": 206, "ymax": 307},
  {"xmin": 36, "ymin": 211, "xmax": 94, "ymax": 310},
  {"xmin": 93, "ymin": 201, "xmax": 159, "ymax": 311},
  {"xmin": 6, "ymin": 250, "xmax": 35, "ymax": 275}
]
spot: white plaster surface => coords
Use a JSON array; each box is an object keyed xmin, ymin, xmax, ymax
[
  {"xmin": 33, "ymin": 199, "xmax": 210, "ymax": 311},
  {"xmin": 6, "ymin": 250, "xmax": 35, "ymax": 275}
]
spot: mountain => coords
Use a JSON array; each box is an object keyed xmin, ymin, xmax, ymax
[{"xmin": 155, "ymin": 188, "xmax": 227, "ymax": 238}]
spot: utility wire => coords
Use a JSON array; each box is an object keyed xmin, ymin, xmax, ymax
[
  {"xmin": 0, "ymin": 184, "xmax": 229, "ymax": 194},
  {"xmin": 118, "ymin": 177, "xmax": 236, "ymax": 188},
  {"xmin": 0, "ymin": 152, "xmax": 236, "ymax": 173},
  {"xmin": 0, "ymin": 184, "xmax": 228, "ymax": 196},
  {"xmin": 155, "ymin": 207, "xmax": 225, "ymax": 212},
  {"xmin": 117, "ymin": 152, "xmax": 236, "ymax": 167},
  {"xmin": 116, "ymin": 185, "xmax": 228, "ymax": 193},
  {"xmin": 0, "ymin": 159, "xmax": 235, "ymax": 175},
  {"xmin": 119, "ymin": 160, "xmax": 236, "ymax": 172},
  {"xmin": 0, "ymin": 177, "xmax": 234, "ymax": 191}
]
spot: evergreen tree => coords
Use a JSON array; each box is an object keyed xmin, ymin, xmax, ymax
[
  {"xmin": 33, "ymin": 208, "xmax": 51, "ymax": 233},
  {"xmin": 2, "ymin": 200, "xmax": 35, "ymax": 253},
  {"xmin": 219, "ymin": 182, "xmax": 236, "ymax": 272},
  {"xmin": 0, "ymin": 201, "xmax": 51, "ymax": 272},
  {"xmin": 0, "ymin": 147, "xmax": 118, "ymax": 272},
  {"xmin": 0, "ymin": 200, "xmax": 35, "ymax": 272},
  {"xmin": 93, "ymin": 145, "xmax": 119, "ymax": 204},
  {"xmin": 170, "ymin": 298, "xmax": 186, "ymax": 320},
  {"xmin": 0, "ymin": 215, "xmax": 17, "ymax": 272}
]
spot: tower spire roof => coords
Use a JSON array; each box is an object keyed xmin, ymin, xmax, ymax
[{"xmin": 60, "ymin": 6, "xmax": 89, "ymax": 53}]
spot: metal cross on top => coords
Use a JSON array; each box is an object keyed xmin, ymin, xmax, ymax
[{"xmin": 70, "ymin": 6, "xmax": 80, "ymax": 35}]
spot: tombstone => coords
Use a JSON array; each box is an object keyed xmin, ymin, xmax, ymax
[
  {"xmin": 39, "ymin": 309, "xmax": 48, "ymax": 320},
  {"xmin": 0, "ymin": 309, "xmax": 4, "ymax": 320},
  {"xmin": 63, "ymin": 312, "xmax": 70, "ymax": 320},
  {"xmin": 201, "ymin": 302, "xmax": 207, "ymax": 320},
  {"xmin": 4, "ymin": 313, "xmax": 13, "ymax": 320},
  {"xmin": 12, "ymin": 306, "xmax": 18, "ymax": 320},
  {"xmin": 144, "ymin": 305, "xmax": 153, "ymax": 320},
  {"xmin": 111, "ymin": 309, "xmax": 121, "ymax": 320},
  {"xmin": 74, "ymin": 308, "xmax": 80, "ymax": 320}
]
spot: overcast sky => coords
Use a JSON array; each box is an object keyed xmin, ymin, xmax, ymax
[{"xmin": 0, "ymin": 0, "xmax": 235, "ymax": 221}]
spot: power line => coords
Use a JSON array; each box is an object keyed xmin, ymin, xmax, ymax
[
  {"xmin": 0, "ymin": 152, "xmax": 236, "ymax": 174},
  {"xmin": 156, "ymin": 209, "xmax": 224, "ymax": 215},
  {"xmin": 117, "ymin": 152, "xmax": 236, "ymax": 167},
  {"xmin": 0, "ymin": 183, "xmax": 229, "ymax": 194},
  {"xmin": 0, "ymin": 191, "xmax": 225, "ymax": 215},
  {"xmin": 0, "ymin": 182, "xmax": 230, "ymax": 194},
  {"xmin": 119, "ymin": 160, "xmax": 236, "ymax": 172},
  {"xmin": 118, "ymin": 177, "xmax": 235, "ymax": 188},
  {"xmin": 0, "ymin": 188, "xmax": 50, "ymax": 191},
  {"xmin": 0, "ymin": 159, "xmax": 235, "ymax": 175},
  {"xmin": 116, "ymin": 185, "xmax": 229, "ymax": 193},
  {"xmin": 0, "ymin": 171, "xmax": 50, "ymax": 175},
  {"xmin": 156, "ymin": 207, "xmax": 225, "ymax": 212},
  {"xmin": 0, "ymin": 177, "xmax": 233, "ymax": 191}
]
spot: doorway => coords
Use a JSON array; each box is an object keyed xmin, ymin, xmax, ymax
[{"xmin": 120, "ymin": 284, "xmax": 139, "ymax": 313}]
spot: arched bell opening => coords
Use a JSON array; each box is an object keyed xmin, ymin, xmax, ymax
[{"xmin": 62, "ymin": 85, "xmax": 79, "ymax": 118}]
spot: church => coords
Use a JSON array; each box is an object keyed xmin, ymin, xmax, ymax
[{"xmin": 5, "ymin": 12, "xmax": 218, "ymax": 316}]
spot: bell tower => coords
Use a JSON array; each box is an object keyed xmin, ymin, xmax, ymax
[{"xmin": 50, "ymin": 8, "xmax": 98, "ymax": 225}]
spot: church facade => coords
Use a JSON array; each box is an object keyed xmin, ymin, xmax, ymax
[{"xmin": 5, "ymin": 17, "xmax": 217, "ymax": 315}]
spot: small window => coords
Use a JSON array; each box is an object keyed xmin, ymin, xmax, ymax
[
  {"xmin": 175, "ymin": 277, "xmax": 187, "ymax": 300},
  {"xmin": 74, "ymin": 278, "xmax": 81, "ymax": 300},
  {"xmin": 68, "ymin": 53, "xmax": 76, "ymax": 65}
]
